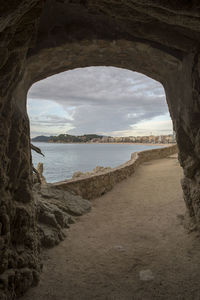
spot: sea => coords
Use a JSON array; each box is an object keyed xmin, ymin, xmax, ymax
[{"xmin": 32, "ymin": 142, "xmax": 164, "ymax": 183}]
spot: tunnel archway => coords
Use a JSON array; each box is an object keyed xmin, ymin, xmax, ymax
[
  {"xmin": 1, "ymin": 1, "xmax": 200, "ymax": 299},
  {"xmin": 28, "ymin": 66, "xmax": 172, "ymax": 183}
]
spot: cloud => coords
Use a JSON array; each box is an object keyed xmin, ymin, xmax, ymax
[
  {"xmin": 101, "ymin": 118, "xmax": 173, "ymax": 137},
  {"xmin": 28, "ymin": 66, "xmax": 171, "ymax": 136},
  {"xmin": 31, "ymin": 114, "xmax": 73, "ymax": 126}
]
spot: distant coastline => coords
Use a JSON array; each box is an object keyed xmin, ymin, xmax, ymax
[
  {"xmin": 32, "ymin": 133, "xmax": 176, "ymax": 145},
  {"xmin": 32, "ymin": 141, "xmax": 170, "ymax": 147}
]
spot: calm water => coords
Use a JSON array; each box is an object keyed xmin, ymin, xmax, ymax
[{"xmin": 32, "ymin": 143, "xmax": 163, "ymax": 183}]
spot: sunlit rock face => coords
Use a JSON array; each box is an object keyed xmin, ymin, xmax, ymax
[{"xmin": 1, "ymin": 1, "xmax": 200, "ymax": 298}]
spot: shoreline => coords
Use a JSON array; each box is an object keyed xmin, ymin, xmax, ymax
[
  {"xmin": 33, "ymin": 144, "xmax": 176, "ymax": 184},
  {"xmin": 32, "ymin": 141, "xmax": 173, "ymax": 147},
  {"xmin": 88, "ymin": 142, "xmax": 171, "ymax": 147},
  {"xmin": 53, "ymin": 145, "xmax": 178, "ymax": 199}
]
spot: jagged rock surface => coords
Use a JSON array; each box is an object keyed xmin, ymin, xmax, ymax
[
  {"xmin": 72, "ymin": 166, "xmax": 112, "ymax": 179},
  {"xmin": 34, "ymin": 184, "xmax": 91, "ymax": 248},
  {"xmin": 0, "ymin": 2, "xmax": 45, "ymax": 299},
  {"xmin": 1, "ymin": 1, "xmax": 200, "ymax": 299}
]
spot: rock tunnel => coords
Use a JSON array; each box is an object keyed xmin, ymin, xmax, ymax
[{"xmin": 1, "ymin": 0, "xmax": 200, "ymax": 298}]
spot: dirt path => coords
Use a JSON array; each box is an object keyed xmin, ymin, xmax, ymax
[{"xmin": 22, "ymin": 157, "xmax": 200, "ymax": 300}]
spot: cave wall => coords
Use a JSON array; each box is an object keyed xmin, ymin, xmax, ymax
[
  {"xmin": 1, "ymin": 1, "xmax": 200, "ymax": 299},
  {"xmin": 164, "ymin": 53, "xmax": 200, "ymax": 228},
  {"xmin": 0, "ymin": 1, "xmax": 44, "ymax": 299}
]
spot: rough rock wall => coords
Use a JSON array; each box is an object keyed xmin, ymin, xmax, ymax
[
  {"xmin": 164, "ymin": 53, "xmax": 200, "ymax": 230},
  {"xmin": 34, "ymin": 184, "xmax": 91, "ymax": 248},
  {"xmin": 0, "ymin": 1, "xmax": 44, "ymax": 299},
  {"xmin": 1, "ymin": 1, "xmax": 200, "ymax": 299}
]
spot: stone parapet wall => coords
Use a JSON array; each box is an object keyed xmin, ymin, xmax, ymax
[{"xmin": 54, "ymin": 145, "xmax": 178, "ymax": 200}]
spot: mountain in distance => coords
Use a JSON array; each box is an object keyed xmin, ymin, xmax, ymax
[
  {"xmin": 31, "ymin": 134, "xmax": 105, "ymax": 143},
  {"xmin": 31, "ymin": 135, "xmax": 54, "ymax": 142}
]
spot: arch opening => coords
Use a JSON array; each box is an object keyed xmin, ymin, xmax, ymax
[
  {"xmin": 27, "ymin": 66, "xmax": 173, "ymax": 183},
  {"xmin": 23, "ymin": 70, "xmax": 182, "ymax": 298}
]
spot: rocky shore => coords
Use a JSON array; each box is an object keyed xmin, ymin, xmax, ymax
[{"xmin": 72, "ymin": 166, "xmax": 113, "ymax": 179}]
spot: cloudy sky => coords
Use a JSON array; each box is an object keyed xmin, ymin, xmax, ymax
[{"xmin": 27, "ymin": 67, "xmax": 173, "ymax": 137}]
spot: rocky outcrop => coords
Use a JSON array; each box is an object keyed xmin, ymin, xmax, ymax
[
  {"xmin": 72, "ymin": 166, "xmax": 112, "ymax": 179},
  {"xmin": 36, "ymin": 163, "xmax": 47, "ymax": 185},
  {"xmin": 1, "ymin": 1, "xmax": 200, "ymax": 299},
  {"xmin": 34, "ymin": 184, "xmax": 91, "ymax": 248}
]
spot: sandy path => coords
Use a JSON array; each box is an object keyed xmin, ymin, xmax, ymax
[{"xmin": 22, "ymin": 157, "xmax": 200, "ymax": 300}]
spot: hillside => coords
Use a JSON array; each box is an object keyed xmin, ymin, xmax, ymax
[{"xmin": 31, "ymin": 134, "xmax": 104, "ymax": 143}]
